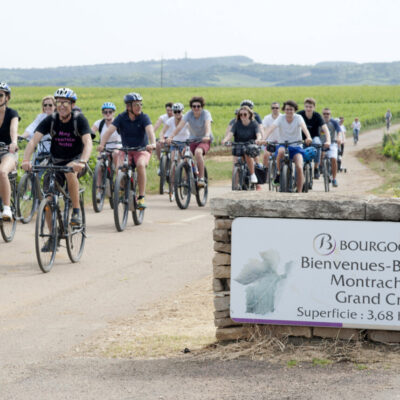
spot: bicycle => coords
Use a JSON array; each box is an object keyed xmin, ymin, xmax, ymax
[
  {"xmin": 159, "ymin": 142, "xmax": 171, "ymax": 195},
  {"xmin": 17, "ymin": 138, "xmax": 51, "ymax": 223},
  {"xmin": 168, "ymin": 141, "xmax": 185, "ymax": 202},
  {"xmin": 32, "ymin": 164, "xmax": 86, "ymax": 273},
  {"xmin": 113, "ymin": 146, "xmax": 146, "ymax": 232},
  {"xmin": 0, "ymin": 143, "xmax": 17, "ymax": 242},
  {"xmin": 92, "ymin": 141, "xmax": 121, "ymax": 213},
  {"xmin": 337, "ymin": 147, "xmax": 347, "ymax": 173},
  {"xmin": 174, "ymin": 139, "xmax": 208, "ymax": 209},
  {"xmin": 265, "ymin": 143, "xmax": 278, "ymax": 192},
  {"xmin": 312, "ymin": 144, "xmax": 331, "ymax": 192}
]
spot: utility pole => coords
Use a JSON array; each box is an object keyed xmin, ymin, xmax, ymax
[{"xmin": 160, "ymin": 56, "xmax": 164, "ymax": 88}]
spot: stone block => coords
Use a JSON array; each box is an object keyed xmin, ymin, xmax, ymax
[
  {"xmin": 214, "ymin": 296, "xmax": 230, "ymax": 312},
  {"xmin": 215, "ymin": 218, "xmax": 233, "ymax": 229},
  {"xmin": 213, "ymin": 252, "xmax": 231, "ymax": 266},
  {"xmin": 367, "ymin": 330, "xmax": 400, "ymax": 343},
  {"xmin": 213, "ymin": 229, "xmax": 230, "ymax": 243},
  {"xmin": 216, "ymin": 326, "xmax": 249, "ymax": 341},
  {"xmin": 268, "ymin": 325, "xmax": 312, "ymax": 338},
  {"xmin": 366, "ymin": 198, "xmax": 400, "ymax": 221},
  {"xmin": 313, "ymin": 327, "xmax": 360, "ymax": 340},
  {"xmin": 214, "ymin": 317, "xmax": 241, "ymax": 328},
  {"xmin": 213, "ymin": 242, "xmax": 231, "ymax": 254},
  {"xmin": 213, "ymin": 278, "xmax": 224, "ymax": 292},
  {"xmin": 213, "ymin": 265, "xmax": 231, "ymax": 279},
  {"xmin": 214, "ymin": 310, "xmax": 230, "ymax": 319}
]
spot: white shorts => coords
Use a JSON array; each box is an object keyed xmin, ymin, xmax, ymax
[{"xmin": 326, "ymin": 143, "xmax": 338, "ymax": 160}]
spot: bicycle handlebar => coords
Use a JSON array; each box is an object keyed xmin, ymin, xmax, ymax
[
  {"xmin": 119, "ymin": 146, "xmax": 148, "ymax": 152},
  {"xmin": 32, "ymin": 165, "xmax": 74, "ymax": 173}
]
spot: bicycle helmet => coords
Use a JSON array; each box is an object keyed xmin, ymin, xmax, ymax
[
  {"xmin": 0, "ymin": 82, "xmax": 11, "ymax": 94},
  {"xmin": 303, "ymin": 146, "xmax": 317, "ymax": 162},
  {"xmin": 172, "ymin": 102, "xmax": 184, "ymax": 112},
  {"xmin": 54, "ymin": 87, "xmax": 77, "ymax": 101},
  {"xmin": 101, "ymin": 102, "xmax": 116, "ymax": 111},
  {"xmin": 245, "ymin": 144, "xmax": 260, "ymax": 158},
  {"xmin": 124, "ymin": 92, "xmax": 142, "ymax": 103},
  {"xmin": 240, "ymin": 99, "xmax": 254, "ymax": 109}
]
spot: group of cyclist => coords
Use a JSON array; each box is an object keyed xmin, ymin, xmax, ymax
[{"xmin": 221, "ymin": 97, "xmax": 347, "ymax": 191}]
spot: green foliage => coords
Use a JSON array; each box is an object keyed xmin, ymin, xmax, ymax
[
  {"xmin": 312, "ymin": 358, "xmax": 332, "ymax": 366},
  {"xmin": 382, "ymin": 132, "xmax": 400, "ymax": 161},
  {"xmin": 287, "ymin": 359, "xmax": 298, "ymax": 367}
]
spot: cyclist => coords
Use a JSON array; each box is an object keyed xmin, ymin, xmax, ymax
[
  {"xmin": 338, "ymin": 116, "xmax": 346, "ymax": 157},
  {"xmin": 98, "ymin": 92, "xmax": 156, "ymax": 209},
  {"xmin": 167, "ymin": 96, "xmax": 212, "ymax": 187},
  {"xmin": 262, "ymin": 102, "xmax": 282, "ymax": 173},
  {"xmin": 297, "ymin": 98, "xmax": 331, "ymax": 179},
  {"xmin": 22, "ymin": 88, "xmax": 93, "ymax": 232},
  {"xmin": 162, "ymin": 102, "xmax": 190, "ymax": 196},
  {"xmin": 240, "ymin": 99, "xmax": 264, "ymax": 135},
  {"xmin": 351, "ymin": 117, "xmax": 361, "ymax": 144},
  {"xmin": 221, "ymin": 105, "xmax": 262, "ymax": 184},
  {"xmin": 154, "ymin": 102, "xmax": 173, "ymax": 166},
  {"xmin": 0, "ymin": 82, "xmax": 19, "ymax": 221},
  {"xmin": 385, "ymin": 109, "xmax": 392, "ymax": 132},
  {"xmin": 264, "ymin": 100, "xmax": 312, "ymax": 193},
  {"xmin": 321, "ymin": 108, "xmax": 341, "ymax": 187},
  {"xmin": 92, "ymin": 102, "xmax": 122, "ymax": 168}
]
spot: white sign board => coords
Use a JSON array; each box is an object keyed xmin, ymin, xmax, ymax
[{"xmin": 231, "ymin": 218, "xmax": 400, "ymax": 330}]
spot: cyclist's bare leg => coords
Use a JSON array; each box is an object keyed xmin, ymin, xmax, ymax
[
  {"xmin": 170, "ymin": 149, "xmax": 177, "ymax": 188},
  {"xmin": 156, "ymin": 141, "xmax": 162, "ymax": 160},
  {"xmin": 112, "ymin": 149, "xmax": 122, "ymax": 170},
  {"xmin": 136, "ymin": 160, "xmax": 147, "ymax": 197},
  {"xmin": 65, "ymin": 171, "xmax": 80, "ymax": 209},
  {"xmin": 0, "ymin": 155, "xmax": 15, "ymax": 206},
  {"xmin": 293, "ymin": 153, "xmax": 304, "ymax": 193},
  {"xmin": 195, "ymin": 148, "xmax": 205, "ymax": 179},
  {"xmin": 331, "ymin": 158, "xmax": 337, "ymax": 180},
  {"xmin": 245, "ymin": 154, "xmax": 255, "ymax": 174},
  {"xmin": 276, "ymin": 147, "xmax": 285, "ymax": 173},
  {"xmin": 263, "ymin": 151, "xmax": 271, "ymax": 167}
]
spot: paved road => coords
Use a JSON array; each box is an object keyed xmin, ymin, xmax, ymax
[{"xmin": 1, "ymin": 125, "xmax": 400, "ymax": 399}]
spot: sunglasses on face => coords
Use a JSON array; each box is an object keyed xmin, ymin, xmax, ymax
[
  {"xmin": 323, "ymin": 113, "xmax": 331, "ymax": 116},
  {"xmin": 191, "ymin": 104, "xmax": 201, "ymax": 109},
  {"xmin": 43, "ymin": 103, "xmax": 54, "ymax": 108},
  {"xmin": 239, "ymin": 113, "xmax": 248, "ymax": 117},
  {"xmin": 103, "ymin": 110, "xmax": 113, "ymax": 115},
  {"xmin": 56, "ymin": 100, "xmax": 71, "ymax": 106},
  {"xmin": 173, "ymin": 110, "xmax": 181, "ymax": 114},
  {"xmin": 271, "ymin": 107, "xmax": 279, "ymax": 110}
]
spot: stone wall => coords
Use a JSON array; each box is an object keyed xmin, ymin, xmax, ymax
[{"xmin": 211, "ymin": 192, "xmax": 400, "ymax": 344}]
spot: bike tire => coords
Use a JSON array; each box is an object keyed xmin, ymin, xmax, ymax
[
  {"xmin": 280, "ymin": 164, "xmax": 289, "ymax": 192},
  {"xmin": 196, "ymin": 167, "xmax": 208, "ymax": 207},
  {"xmin": 113, "ymin": 171, "xmax": 129, "ymax": 232},
  {"xmin": 17, "ymin": 173, "xmax": 38, "ymax": 224},
  {"xmin": 35, "ymin": 198, "xmax": 57, "ymax": 273},
  {"xmin": 268, "ymin": 159, "xmax": 274, "ymax": 191},
  {"xmin": 159, "ymin": 155, "xmax": 167, "ymax": 195},
  {"xmin": 132, "ymin": 172, "xmax": 144, "ymax": 225},
  {"xmin": 174, "ymin": 162, "xmax": 191, "ymax": 209},
  {"xmin": 303, "ymin": 163, "xmax": 310, "ymax": 193},
  {"xmin": 66, "ymin": 196, "xmax": 86, "ymax": 263},
  {"xmin": 92, "ymin": 162, "xmax": 106, "ymax": 213},
  {"xmin": 232, "ymin": 166, "xmax": 241, "ymax": 191},
  {"xmin": 323, "ymin": 159, "xmax": 330, "ymax": 192}
]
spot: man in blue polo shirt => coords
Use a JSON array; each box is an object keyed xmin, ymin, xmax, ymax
[{"xmin": 98, "ymin": 92, "xmax": 156, "ymax": 209}]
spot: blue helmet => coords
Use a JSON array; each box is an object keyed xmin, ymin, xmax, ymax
[
  {"xmin": 54, "ymin": 87, "xmax": 77, "ymax": 101},
  {"xmin": 124, "ymin": 92, "xmax": 142, "ymax": 103},
  {"xmin": 303, "ymin": 146, "xmax": 317, "ymax": 162},
  {"xmin": 0, "ymin": 82, "xmax": 11, "ymax": 94},
  {"xmin": 101, "ymin": 102, "xmax": 116, "ymax": 111}
]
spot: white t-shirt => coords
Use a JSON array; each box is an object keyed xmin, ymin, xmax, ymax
[
  {"xmin": 94, "ymin": 119, "xmax": 122, "ymax": 149},
  {"xmin": 272, "ymin": 114, "xmax": 304, "ymax": 143},
  {"xmin": 352, "ymin": 121, "xmax": 361, "ymax": 130},
  {"xmin": 338, "ymin": 124, "xmax": 346, "ymax": 143},
  {"xmin": 166, "ymin": 116, "xmax": 190, "ymax": 141},
  {"xmin": 160, "ymin": 113, "xmax": 170, "ymax": 124},
  {"xmin": 262, "ymin": 113, "xmax": 282, "ymax": 142}
]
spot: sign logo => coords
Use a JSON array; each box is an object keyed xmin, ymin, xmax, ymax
[{"xmin": 313, "ymin": 233, "xmax": 336, "ymax": 256}]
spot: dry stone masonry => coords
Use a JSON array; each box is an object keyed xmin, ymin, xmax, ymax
[{"xmin": 211, "ymin": 191, "xmax": 400, "ymax": 344}]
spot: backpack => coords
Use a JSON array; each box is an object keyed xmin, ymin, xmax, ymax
[
  {"xmin": 49, "ymin": 111, "xmax": 81, "ymax": 138},
  {"xmin": 98, "ymin": 118, "xmax": 106, "ymax": 134}
]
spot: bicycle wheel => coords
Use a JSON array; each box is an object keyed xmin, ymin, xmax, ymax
[
  {"xmin": 66, "ymin": 196, "xmax": 86, "ymax": 263},
  {"xmin": 174, "ymin": 162, "xmax": 191, "ymax": 209},
  {"xmin": 159, "ymin": 155, "xmax": 167, "ymax": 195},
  {"xmin": 113, "ymin": 171, "xmax": 129, "ymax": 231},
  {"xmin": 35, "ymin": 198, "xmax": 57, "ymax": 273},
  {"xmin": 323, "ymin": 159, "xmax": 330, "ymax": 192},
  {"xmin": 132, "ymin": 172, "xmax": 145, "ymax": 225},
  {"xmin": 92, "ymin": 162, "xmax": 106, "ymax": 213},
  {"xmin": 268, "ymin": 159, "xmax": 274, "ymax": 191},
  {"xmin": 303, "ymin": 163, "xmax": 310, "ymax": 193},
  {"xmin": 232, "ymin": 166, "xmax": 241, "ymax": 190},
  {"xmin": 108, "ymin": 176, "xmax": 114, "ymax": 209},
  {"xmin": 196, "ymin": 167, "xmax": 208, "ymax": 207},
  {"xmin": 168, "ymin": 162, "xmax": 175, "ymax": 202},
  {"xmin": 280, "ymin": 164, "xmax": 289, "ymax": 192},
  {"xmin": 17, "ymin": 173, "xmax": 38, "ymax": 224}
]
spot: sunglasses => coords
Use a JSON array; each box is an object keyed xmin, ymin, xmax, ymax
[
  {"xmin": 271, "ymin": 107, "xmax": 279, "ymax": 110},
  {"xmin": 56, "ymin": 100, "xmax": 71, "ymax": 106},
  {"xmin": 173, "ymin": 110, "xmax": 181, "ymax": 114},
  {"xmin": 191, "ymin": 104, "xmax": 201, "ymax": 109},
  {"xmin": 43, "ymin": 103, "xmax": 54, "ymax": 108},
  {"xmin": 323, "ymin": 113, "xmax": 331, "ymax": 116},
  {"xmin": 239, "ymin": 113, "xmax": 248, "ymax": 117},
  {"xmin": 103, "ymin": 110, "xmax": 113, "ymax": 114}
]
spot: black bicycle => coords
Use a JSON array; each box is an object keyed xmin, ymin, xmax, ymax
[
  {"xmin": 174, "ymin": 139, "xmax": 208, "ymax": 209},
  {"xmin": 276, "ymin": 140, "xmax": 303, "ymax": 193},
  {"xmin": 311, "ymin": 144, "xmax": 331, "ymax": 192},
  {"xmin": 159, "ymin": 142, "xmax": 171, "ymax": 195},
  {"xmin": 265, "ymin": 143, "xmax": 278, "ymax": 192},
  {"xmin": 113, "ymin": 146, "xmax": 146, "ymax": 232},
  {"xmin": 17, "ymin": 138, "xmax": 51, "ymax": 223},
  {"xmin": 92, "ymin": 142, "xmax": 121, "ymax": 213},
  {"xmin": 0, "ymin": 143, "xmax": 17, "ymax": 242},
  {"xmin": 32, "ymin": 165, "xmax": 86, "ymax": 273}
]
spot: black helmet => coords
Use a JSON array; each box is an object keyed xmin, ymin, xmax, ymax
[
  {"xmin": 240, "ymin": 99, "xmax": 254, "ymax": 109},
  {"xmin": 124, "ymin": 92, "xmax": 143, "ymax": 103}
]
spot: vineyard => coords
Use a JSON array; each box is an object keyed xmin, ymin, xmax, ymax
[
  {"xmin": 383, "ymin": 132, "xmax": 400, "ymax": 161},
  {"xmin": 11, "ymin": 86, "xmax": 400, "ymax": 143}
]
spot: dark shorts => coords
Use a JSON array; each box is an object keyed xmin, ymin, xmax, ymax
[{"xmin": 190, "ymin": 141, "xmax": 210, "ymax": 155}]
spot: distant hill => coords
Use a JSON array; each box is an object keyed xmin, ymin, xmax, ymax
[{"xmin": 2, "ymin": 56, "xmax": 400, "ymax": 87}]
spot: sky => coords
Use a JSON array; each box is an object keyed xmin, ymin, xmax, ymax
[{"xmin": 2, "ymin": 0, "xmax": 398, "ymax": 69}]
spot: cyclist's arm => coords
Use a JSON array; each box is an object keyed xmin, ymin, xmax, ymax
[
  {"xmin": 91, "ymin": 123, "xmax": 99, "ymax": 134},
  {"xmin": 170, "ymin": 119, "xmax": 186, "ymax": 140},
  {"xmin": 222, "ymin": 130, "xmax": 233, "ymax": 145},
  {"xmin": 9, "ymin": 117, "xmax": 19, "ymax": 153},
  {"xmin": 321, "ymin": 124, "xmax": 331, "ymax": 145},
  {"xmin": 264, "ymin": 124, "xmax": 277, "ymax": 140},
  {"xmin": 153, "ymin": 117, "xmax": 163, "ymax": 132},
  {"xmin": 80, "ymin": 134, "xmax": 93, "ymax": 163},
  {"xmin": 258, "ymin": 123, "xmax": 264, "ymax": 137},
  {"xmin": 145, "ymin": 124, "xmax": 156, "ymax": 150},
  {"xmin": 99, "ymin": 124, "xmax": 117, "ymax": 149},
  {"xmin": 203, "ymin": 119, "xmax": 212, "ymax": 141},
  {"xmin": 159, "ymin": 123, "xmax": 168, "ymax": 141},
  {"xmin": 22, "ymin": 131, "xmax": 44, "ymax": 169},
  {"xmin": 300, "ymin": 121, "xmax": 312, "ymax": 144}
]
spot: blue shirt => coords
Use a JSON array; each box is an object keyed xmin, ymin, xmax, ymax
[{"xmin": 112, "ymin": 111, "xmax": 151, "ymax": 148}]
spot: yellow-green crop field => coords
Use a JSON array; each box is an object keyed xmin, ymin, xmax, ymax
[{"xmin": 11, "ymin": 86, "xmax": 400, "ymax": 142}]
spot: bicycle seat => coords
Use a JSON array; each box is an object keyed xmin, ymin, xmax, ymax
[{"xmin": 8, "ymin": 170, "xmax": 17, "ymax": 179}]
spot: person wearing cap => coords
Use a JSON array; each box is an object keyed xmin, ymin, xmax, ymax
[
  {"xmin": 0, "ymin": 82, "xmax": 19, "ymax": 221},
  {"xmin": 98, "ymin": 92, "xmax": 156, "ymax": 210}
]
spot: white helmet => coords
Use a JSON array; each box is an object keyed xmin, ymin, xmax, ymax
[
  {"xmin": 172, "ymin": 102, "xmax": 184, "ymax": 112},
  {"xmin": 240, "ymin": 99, "xmax": 254, "ymax": 109},
  {"xmin": 54, "ymin": 87, "xmax": 77, "ymax": 101}
]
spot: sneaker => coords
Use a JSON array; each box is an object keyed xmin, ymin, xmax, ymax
[
  {"xmin": 169, "ymin": 192, "xmax": 175, "ymax": 202},
  {"xmin": 137, "ymin": 197, "xmax": 147, "ymax": 210},
  {"xmin": 197, "ymin": 178, "xmax": 205, "ymax": 188},
  {"xmin": 70, "ymin": 212, "xmax": 82, "ymax": 227},
  {"xmin": 250, "ymin": 173, "xmax": 258, "ymax": 184},
  {"xmin": 41, "ymin": 238, "xmax": 55, "ymax": 253},
  {"xmin": 273, "ymin": 175, "xmax": 280, "ymax": 186},
  {"xmin": 314, "ymin": 168, "xmax": 320, "ymax": 179},
  {"xmin": 2, "ymin": 206, "xmax": 12, "ymax": 221},
  {"xmin": 332, "ymin": 179, "xmax": 338, "ymax": 187}
]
